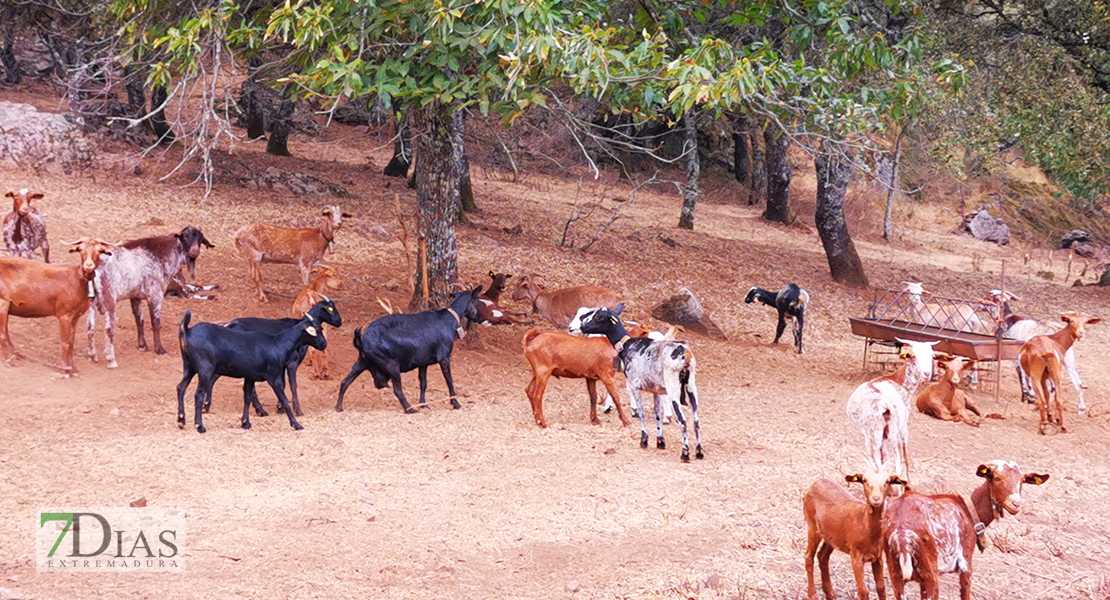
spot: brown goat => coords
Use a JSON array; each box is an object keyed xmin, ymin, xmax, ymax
[
  {"xmin": 3, "ymin": 189, "xmax": 49, "ymax": 262},
  {"xmin": 0, "ymin": 238, "xmax": 114, "ymax": 374},
  {"xmin": 882, "ymin": 461, "xmax": 1049, "ymax": 600},
  {"xmin": 234, "ymin": 205, "xmax": 350, "ymax": 302},
  {"xmin": 522, "ymin": 328, "xmax": 631, "ymax": 428},
  {"xmin": 915, "ymin": 355, "xmax": 981, "ymax": 427},
  {"xmin": 476, "ymin": 271, "xmax": 529, "ymax": 326},
  {"xmin": 510, "ymin": 274, "xmax": 621, "ymax": 329},
  {"xmin": 291, "ymin": 266, "xmax": 344, "ymax": 380},
  {"xmin": 1018, "ymin": 312, "xmax": 1101, "ymax": 434},
  {"xmin": 804, "ymin": 469, "xmax": 908, "ymax": 600}
]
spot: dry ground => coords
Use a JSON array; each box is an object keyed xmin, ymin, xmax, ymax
[{"xmin": 1, "ymin": 93, "xmax": 1109, "ymax": 600}]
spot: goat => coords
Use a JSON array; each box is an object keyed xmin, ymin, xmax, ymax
[
  {"xmin": 177, "ymin": 310, "xmax": 327, "ymax": 433},
  {"xmin": 234, "ymin": 205, "xmax": 351, "ymax": 302},
  {"xmin": 915, "ymin": 355, "xmax": 981, "ymax": 427},
  {"xmin": 593, "ymin": 315, "xmax": 681, "ymax": 419},
  {"xmin": 846, "ymin": 339, "xmax": 939, "ymax": 478},
  {"xmin": 1019, "ymin": 312, "xmax": 1101, "ymax": 435},
  {"xmin": 0, "ymin": 239, "xmax": 114, "ymax": 375},
  {"xmin": 984, "ymin": 289, "xmax": 1086, "ymax": 412},
  {"xmin": 804, "ymin": 469, "xmax": 908, "ymax": 600},
  {"xmin": 522, "ymin": 328, "xmax": 632, "ymax": 428},
  {"xmin": 336, "ymin": 287, "xmax": 482, "ymax": 413},
  {"xmin": 224, "ymin": 296, "xmax": 343, "ymax": 417},
  {"xmin": 882, "ymin": 461, "xmax": 1049, "ymax": 600},
  {"xmin": 477, "ymin": 271, "xmax": 529, "ymax": 326},
  {"xmin": 3, "ymin": 189, "xmax": 49, "ymax": 262},
  {"xmin": 510, "ymin": 274, "xmax": 621, "ymax": 329},
  {"xmin": 165, "ymin": 275, "xmax": 218, "ymax": 300},
  {"xmin": 86, "ymin": 226, "xmax": 214, "ymax": 368},
  {"xmin": 744, "ymin": 283, "xmax": 809, "ymax": 354},
  {"xmin": 570, "ymin": 305, "xmax": 703, "ymax": 462},
  {"xmin": 291, "ymin": 266, "xmax": 344, "ymax": 380},
  {"xmin": 902, "ymin": 282, "xmax": 992, "ymax": 335}
]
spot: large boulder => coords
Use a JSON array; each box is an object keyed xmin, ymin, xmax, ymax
[
  {"xmin": 0, "ymin": 102, "xmax": 95, "ymax": 172},
  {"xmin": 1060, "ymin": 229, "xmax": 1093, "ymax": 249},
  {"xmin": 651, "ymin": 287, "xmax": 727, "ymax": 340},
  {"xmin": 964, "ymin": 210, "xmax": 1010, "ymax": 245}
]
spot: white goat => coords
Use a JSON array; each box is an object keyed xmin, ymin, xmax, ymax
[
  {"xmin": 846, "ymin": 339, "xmax": 938, "ymax": 479},
  {"xmin": 902, "ymin": 282, "xmax": 992, "ymax": 335}
]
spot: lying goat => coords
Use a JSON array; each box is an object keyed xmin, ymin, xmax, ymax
[
  {"xmin": 571, "ymin": 305, "xmax": 703, "ymax": 462},
  {"xmin": 744, "ymin": 283, "xmax": 809, "ymax": 354},
  {"xmin": 336, "ymin": 287, "xmax": 482, "ymax": 413},
  {"xmin": 510, "ymin": 274, "xmax": 621, "ymax": 329},
  {"xmin": 915, "ymin": 354, "xmax": 981, "ymax": 427}
]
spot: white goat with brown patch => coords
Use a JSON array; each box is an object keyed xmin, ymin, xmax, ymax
[
  {"xmin": 234, "ymin": 205, "xmax": 350, "ymax": 302},
  {"xmin": 3, "ymin": 188, "xmax": 49, "ymax": 262}
]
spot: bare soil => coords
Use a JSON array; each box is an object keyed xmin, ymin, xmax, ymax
[{"xmin": 1, "ymin": 92, "xmax": 1108, "ymax": 600}]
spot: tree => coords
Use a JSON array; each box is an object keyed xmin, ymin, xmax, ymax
[
  {"xmin": 762, "ymin": 122, "xmax": 794, "ymax": 224},
  {"xmin": 815, "ymin": 147, "xmax": 868, "ymax": 287},
  {"xmin": 677, "ymin": 110, "xmax": 700, "ymax": 229}
]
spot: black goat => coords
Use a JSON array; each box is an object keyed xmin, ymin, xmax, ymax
[
  {"xmin": 336, "ymin": 287, "xmax": 482, "ymax": 413},
  {"xmin": 176, "ymin": 310, "xmax": 326, "ymax": 433},
  {"xmin": 744, "ymin": 283, "xmax": 810, "ymax": 354},
  {"xmin": 223, "ymin": 297, "xmax": 342, "ymax": 417}
]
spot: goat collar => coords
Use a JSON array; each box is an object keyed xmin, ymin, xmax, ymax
[
  {"xmin": 614, "ymin": 334, "xmax": 631, "ymax": 352},
  {"xmin": 963, "ymin": 495, "xmax": 988, "ymax": 551},
  {"xmin": 446, "ymin": 307, "xmax": 461, "ymax": 325}
]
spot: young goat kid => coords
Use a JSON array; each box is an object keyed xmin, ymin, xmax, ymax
[
  {"xmin": 803, "ymin": 468, "xmax": 908, "ymax": 600},
  {"xmin": 846, "ymin": 339, "xmax": 939, "ymax": 478},
  {"xmin": 570, "ymin": 305, "xmax": 703, "ymax": 462},
  {"xmin": 3, "ymin": 189, "xmax": 49, "ymax": 261},
  {"xmin": 336, "ymin": 287, "xmax": 482, "ymax": 413},
  {"xmin": 1019, "ymin": 312, "xmax": 1101, "ymax": 435},
  {"xmin": 744, "ymin": 283, "xmax": 809, "ymax": 354},
  {"xmin": 915, "ymin": 355, "xmax": 981, "ymax": 427},
  {"xmin": 882, "ymin": 461, "xmax": 1049, "ymax": 600},
  {"xmin": 291, "ymin": 266, "xmax": 344, "ymax": 380}
]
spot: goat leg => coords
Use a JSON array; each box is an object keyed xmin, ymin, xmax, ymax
[
  {"xmin": 269, "ymin": 378, "xmax": 304, "ymax": 430},
  {"xmin": 175, "ymin": 363, "xmax": 196, "ymax": 429},
  {"xmin": 774, "ymin": 310, "xmax": 787, "ymax": 344},
  {"xmin": 194, "ymin": 376, "xmax": 214, "ymax": 433},
  {"xmin": 817, "ymin": 543, "xmax": 835, "ymax": 600},
  {"xmin": 241, "ymin": 380, "xmax": 256, "ymax": 429},
  {"xmin": 286, "ymin": 363, "xmax": 303, "ymax": 416},
  {"xmin": 335, "ymin": 362, "xmax": 367, "ymax": 412},
  {"xmin": 600, "ymin": 377, "xmax": 631, "ymax": 427},
  {"xmin": 389, "ymin": 374, "xmax": 418, "ymax": 414},
  {"xmin": 86, "ymin": 307, "xmax": 98, "ymax": 363},
  {"xmin": 871, "ymin": 558, "xmax": 886, "ymax": 600},
  {"xmin": 130, "ymin": 298, "xmax": 148, "ymax": 351},
  {"xmin": 59, "ymin": 313, "xmax": 77, "ymax": 376},
  {"xmin": 525, "ymin": 374, "xmax": 549, "ymax": 428},
  {"xmin": 440, "ymin": 358, "xmax": 462, "ymax": 409},
  {"xmin": 652, "ymin": 394, "xmax": 666, "ymax": 449},
  {"xmin": 586, "ymin": 379, "xmax": 601, "ymax": 425},
  {"xmin": 149, "ymin": 298, "xmax": 166, "ymax": 355},
  {"xmin": 417, "ymin": 365, "xmax": 430, "ymax": 409},
  {"xmin": 246, "ymin": 381, "xmax": 268, "ymax": 417},
  {"xmin": 683, "ymin": 375, "xmax": 704, "ymax": 459}
]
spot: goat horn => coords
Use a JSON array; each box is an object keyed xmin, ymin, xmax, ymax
[
  {"xmin": 62, "ymin": 237, "xmax": 92, "ymax": 245},
  {"xmin": 320, "ymin": 294, "xmax": 331, "ymax": 303}
]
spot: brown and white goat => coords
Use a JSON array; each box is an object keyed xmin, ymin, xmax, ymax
[
  {"xmin": 1019, "ymin": 312, "xmax": 1101, "ymax": 435},
  {"xmin": 882, "ymin": 461, "xmax": 1049, "ymax": 600},
  {"xmin": 0, "ymin": 239, "xmax": 114, "ymax": 374},
  {"xmin": 915, "ymin": 355, "xmax": 981, "ymax": 427},
  {"xmin": 522, "ymin": 328, "xmax": 632, "ymax": 429},
  {"xmin": 234, "ymin": 205, "xmax": 351, "ymax": 302},
  {"xmin": 510, "ymin": 274, "xmax": 621, "ymax": 329},
  {"xmin": 291, "ymin": 265, "xmax": 344, "ymax": 380},
  {"xmin": 803, "ymin": 469, "xmax": 908, "ymax": 600},
  {"xmin": 477, "ymin": 271, "xmax": 529, "ymax": 326},
  {"xmin": 3, "ymin": 189, "xmax": 49, "ymax": 262}
]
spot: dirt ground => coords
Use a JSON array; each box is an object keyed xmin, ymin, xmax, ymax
[{"xmin": 1, "ymin": 91, "xmax": 1109, "ymax": 600}]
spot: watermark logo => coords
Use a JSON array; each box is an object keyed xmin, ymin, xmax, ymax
[{"xmin": 37, "ymin": 507, "xmax": 184, "ymax": 572}]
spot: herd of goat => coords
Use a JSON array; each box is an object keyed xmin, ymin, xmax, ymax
[{"xmin": 2, "ymin": 191, "xmax": 1099, "ymax": 599}]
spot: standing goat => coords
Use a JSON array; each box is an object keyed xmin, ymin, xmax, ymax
[
  {"xmin": 234, "ymin": 205, "xmax": 350, "ymax": 302},
  {"xmin": 846, "ymin": 339, "xmax": 939, "ymax": 478},
  {"xmin": 744, "ymin": 283, "xmax": 809, "ymax": 354},
  {"xmin": 87, "ymin": 226, "xmax": 214, "ymax": 368},
  {"xmin": 803, "ymin": 468, "xmax": 908, "ymax": 600},
  {"xmin": 1019, "ymin": 312, "xmax": 1101, "ymax": 435},
  {"xmin": 570, "ymin": 305, "xmax": 703, "ymax": 462},
  {"xmin": 882, "ymin": 461, "xmax": 1049, "ymax": 600},
  {"xmin": 902, "ymin": 282, "xmax": 992, "ymax": 335},
  {"xmin": 291, "ymin": 266, "xmax": 344, "ymax": 380},
  {"xmin": 510, "ymin": 274, "xmax": 621, "ymax": 329},
  {"xmin": 521, "ymin": 328, "xmax": 631, "ymax": 428},
  {"xmin": 984, "ymin": 289, "xmax": 1086, "ymax": 412},
  {"xmin": 336, "ymin": 287, "xmax": 482, "ymax": 413},
  {"xmin": 915, "ymin": 355, "xmax": 981, "ymax": 427},
  {"xmin": 3, "ymin": 189, "xmax": 49, "ymax": 262}
]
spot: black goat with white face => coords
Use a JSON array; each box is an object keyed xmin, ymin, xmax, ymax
[
  {"xmin": 744, "ymin": 283, "xmax": 809, "ymax": 354},
  {"xmin": 570, "ymin": 305, "xmax": 703, "ymax": 462}
]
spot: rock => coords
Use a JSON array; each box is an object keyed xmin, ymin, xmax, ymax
[
  {"xmin": 0, "ymin": 102, "xmax": 95, "ymax": 172},
  {"xmin": 964, "ymin": 210, "xmax": 1010, "ymax": 245},
  {"xmin": 241, "ymin": 167, "xmax": 349, "ymax": 197},
  {"xmin": 651, "ymin": 287, "xmax": 727, "ymax": 340},
  {"xmin": 367, "ymin": 224, "xmax": 390, "ymax": 238},
  {"xmin": 704, "ymin": 574, "xmax": 724, "ymax": 590},
  {"xmin": 129, "ymin": 497, "xmax": 147, "ymax": 507},
  {"xmin": 1098, "ymin": 270, "xmax": 1110, "ymax": 287},
  {"xmin": 0, "ymin": 587, "xmax": 24, "ymax": 600},
  {"xmin": 332, "ymin": 104, "xmax": 371, "ymax": 126},
  {"xmin": 1069, "ymin": 241, "xmax": 1110, "ymax": 262},
  {"xmin": 1060, "ymin": 229, "xmax": 1092, "ymax": 248},
  {"xmin": 109, "ymin": 407, "xmax": 120, "ymax": 417},
  {"xmin": 564, "ymin": 580, "xmax": 581, "ymax": 593}
]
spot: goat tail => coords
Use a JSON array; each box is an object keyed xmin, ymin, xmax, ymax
[
  {"xmin": 352, "ymin": 327, "xmax": 363, "ymax": 351},
  {"xmin": 794, "ymin": 288, "xmax": 810, "ymax": 312},
  {"xmin": 899, "ymin": 552, "xmax": 914, "ymax": 580},
  {"xmin": 522, "ymin": 327, "xmax": 544, "ymax": 349},
  {"xmin": 178, "ymin": 310, "xmax": 192, "ymax": 351}
]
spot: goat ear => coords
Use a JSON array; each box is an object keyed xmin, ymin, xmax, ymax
[
  {"xmin": 69, "ymin": 247, "xmax": 80, "ymax": 253},
  {"xmin": 488, "ymin": 270, "xmax": 495, "ymax": 278},
  {"xmin": 887, "ymin": 476, "xmax": 909, "ymax": 486},
  {"xmin": 4, "ymin": 191, "xmax": 13, "ymax": 198},
  {"xmin": 322, "ymin": 208, "xmax": 332, "ymax": 215},
  {"xmin": 612, "ymin": 303, "xmax": 624, "ymax": 316},
  {"xmin": 1023, "ymin": 473, "xmax": 1050, "ymax": 485},
  {"xmin": 30, "ymin": 193, "xmax": 44, "ymax": 200},
  {"xmin": 1088, "ymin": 317, "xmax": 1102, "ymax": 325},
  {"xmin": 845, "ymin": 474, "xmax": 864, "ymax": 484},
  {"xmin": 472, "ymin": 285, "xmax": 483, "ymax": 296},
  {"xmin": 341, "ymin": 212, "xmax": 352, "ymax": 218},
  {"xmin": 976, "ymin": 464, "xmax": 994, "ymax": 479}
]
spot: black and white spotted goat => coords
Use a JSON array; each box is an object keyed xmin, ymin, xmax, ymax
[
  {"xmin": 570, "ymin": 305, "xmax": 703, "ymax": 462},
  {"xmin": 744, "ymin": 283, "xmax": 810, "ymax": 354}
]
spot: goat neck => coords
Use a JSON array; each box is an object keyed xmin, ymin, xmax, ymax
[
  {"xmin": 968, "ymin": 479, "xmax": 1000, "ymax": 531},
  {"xmin": 745, "ymin": 286, "xmax": 778, "ymax": 307}
]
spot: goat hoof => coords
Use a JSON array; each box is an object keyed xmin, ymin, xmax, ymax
[
  {"xmin": 602, "ymin": 407, "xmax": 613, "ymax": 414},
  {"xmin": 450, "ymin": 400, "xmax": 462, "ymax": 410},
  {"xmin": 335, "ymin": 406, "xmax": 344, "ymax": 413},
  {"xmin": 276, "ymin": 405, "xmax": 286, "ymax": 414},
  {"xmin": 639, "ymin": 440, "xmax": 649, "ymax": 449},
  {"xmin": 695, "ymin": 450, "xmax": 705, "ymax": 460},
  {"xmin": 293, "ymin": 424, "xmax": 304, "ymax": 431},
  {"xmin": 177, "ymin": 416, "xmax": 185, "ymax": 428},
  {"xmin": 255, "ymin": 408, "xmax": 269, "ymax": 417},
  {"xmin": 404, "ymin": 408, "xmax": 419, "ymax": 414},
  {"xmin": 107, "ymin": 360, "xmax": 118, "ymax": 369},
  {"xmin": 137, "ymin": 345, "xmax": 148, "ymax": 352},
  {"xmin": 155, "ymin": 347, "xmax": 167, "ymax": 356},
  {"xmin": 294, "ymin": 409, "xmax": 304, "ymax": 417},
  {"xmin": 196, "ymin": 425, "xmax": 206, "ymax": 434},
  {"xmin": 656, "ymin": 439, "xmax": 666, "ymax": 450},
  {"xmin": 241, "ymin": 421, "xmax": 251, "ymax": 430},
  {"xmin": 681, "ymin": 452, "xmax": 690, "ymax": 463},
  {"xmin": 1038, "ymin": 422, "xmax": 1059, "ymax": 436}
]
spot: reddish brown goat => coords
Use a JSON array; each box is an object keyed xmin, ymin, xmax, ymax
[
  {"xmin": 915, "ymin": 355, "xmax": 981, "ymax": 427},
  {"xmin": 234, "ymin": 205, "xmax": 350, "ymax": 302},
  {"xmin": 3, "ymin": 189, "xmax": 49, "ymax": 262},
  {"xmin": 803, "ymin": 469, "xmax": 908, "ymax": 600},
  {"xmin": 881, "ymin": 461, "xmax": 1049, "ymax": 600},
  {"xmin": 522, "ymin": 328, "xmax": 632, "ymax": 428},
  {"xmin": 291, "ymin": 266, "xmax": 344, "ymax": 380},
  {"xmin": 0, "ymin": 239, "xmax": 114, "ymax": 374},
  {"xmin": 510, "ymin": 274, "xmax": 621, "ymax": 329},
  {"xmin": 1018, "ymin": 312, "xmax": 1101, "ymax": 434}
]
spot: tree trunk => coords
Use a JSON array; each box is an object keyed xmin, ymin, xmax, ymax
[
  {"xmin": 1, "ymin": 37, "xmax": 21, "ymax": 85},
  {"xmin": 749, "ymin": 121, "xmax": 766, "ymax": 206},
  {"xmin": 677, "ymin": 111, "xmax": 700, "ymax": 230},
  {"xmin": 150, "ymin": 85, "xmax": 176, "ymax": 145},
  {"xmin": 733, "ymin": 126, "xmax": 750, "ymax": 186},
  {"xmin": 242, "ymin": 56, "xmax": 267, "ymax": 141},
  {"xmin": 383, "ymin": 108, "xmax": 411, "ymax": 177},
  {"xmin": 266, "ymin": 97, "xmax": 294, "ymax": 156},
  {"xmin": 882, "ymin": 127, "xmax": 905, "ymax": 241},
  {"xmin": 453, "ymin": 108, "xmax": 479, "ymax": 221},
  {"xmin": 815, "ymin": 149, "xmax": 869, "ymax": 287},
  {"xmin": 410, "ymin": 103, "xmax": 459, "ymax": 310},
  {"xmin": 123, "ymin": 66, "xmax": 145, "ymax": 117},
  {"xmin": 762, "ymin": 122, "xmax": 794, "ymax": 223}
]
